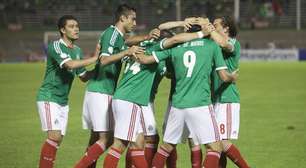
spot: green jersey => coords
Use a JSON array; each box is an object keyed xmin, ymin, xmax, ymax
[
  {"xmin": 113, "ymin": 39, "xmax": 166, "ymax": 106},
  {"xmin": 212, "ymin": 38, "xmax": 240, "ymax": 103},
  {"xmin": 86, "ymin": 25, "xmax": 126, "ymax": 95},
  {"xmin": 153, "ymin": 38, "xmax": 227, "ymax": 108},
  {"xmin": 37, "ymin": 39, "xmax": 86, "ymax": 105}
]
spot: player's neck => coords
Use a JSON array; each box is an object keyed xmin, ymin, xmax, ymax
[
  {"xmin": 115, "ymin": 23, "xmax": 126, "ymax": 35},
  {"xmin": 61, "ymin": 36, "xmax": 74, "ymax": 48}
]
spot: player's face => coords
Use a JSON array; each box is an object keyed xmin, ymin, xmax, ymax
[
  {"xmin": 123, "ymin": 11, "xmax": 136, "ymax": 33},
  {"xmin": 213, "ymin": 18, "xmax": 228, "ymax": 36},
  {"xmin": 62, "ymin": 19, "xmax": 80, "ymax": 41}
]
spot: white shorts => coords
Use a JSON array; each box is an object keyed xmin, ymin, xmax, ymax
[
  {"xmin": 37, "ymin": 101, "xmax": 69, "ymax": 135},
  {"xmin": 214, "ymin": 103, "xmax": 240, "ymax": 140},
  {"xmin": 163, "ymin": 101, "xmax": 199, "ymax": 145},
  {"xmin": 112, "ymin": 99, "xmax": 144, "ymax": 142},
  {"xmin": 163, "ymin": 105, "xmax": 220, "ymax": 145},
  {"xmin": 82, "ymin": 91, "xmax": 114, "ymax": 132},
  {"xmin": 141, "ymin": 102, "xmax": 158, "ymax": 136}
]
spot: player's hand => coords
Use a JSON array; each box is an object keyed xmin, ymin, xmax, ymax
[
  {"xmin": 231, "ymin": 69, "xmax": 239, "ymax": 82},
  {"xmin": 201, "ymin": 22, "xmax": 216, "ymax": 35},
  {"xmin": 196, "ymin": 17, "xmax": 210, "ymax": 25},
  {"xmin": 93, "ymin": 43, "xmax": 101, "ymax": 60},
  {"xmin": 183, "ymin": 17, "xmax": 198, "ymax": 30},
  {"xmin": 125, "ymin": 46, "xmax": 144, "ymax": 56},
  {"xmin": 148, "ymin": 28, "xmax": 161, "ymax": 40}
]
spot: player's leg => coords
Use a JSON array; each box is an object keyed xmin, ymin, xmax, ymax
[
  {"xmin": 37, "ymin": 101, "xmax": 67, "ymax": 168},
  {"xmin": 104, "ymin": 99, "xmax": 146, "ymax": 168},
  {"xmin": 75, "ymin": 92, "xmax": 113, "ymax": 168},
  {"xmin": 162, "ymin": 101, "xmax": 178, "ymax": 168},
  {"xmin": 217, "ymin": 103, "xmax": 250, "ymax": 168},
  {"xmin": 152, "ymin": 106, "xmax": 184, "ymax": 168},
  {"xmin": 142, "ymin": 103, "xmax": 159, "ymax": 166},
  {"xmin": 184, "ymin": 105, "xmax": 221, "ymax": 168},
  {"xmin": 85, "ymin": 131, "xmax": 99, "ymax": 168},
  {"xmin": 188, "ymin": 138, "xmax": 202, "ymax": 168}
]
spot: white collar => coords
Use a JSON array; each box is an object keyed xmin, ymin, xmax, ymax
[
  {"xmin": 59, "ymin": 38, "xmax": 74, "ymax": 48},
  {"xmin": 112, "ymin": 25, "xmax": 124, "ymax": 37}
]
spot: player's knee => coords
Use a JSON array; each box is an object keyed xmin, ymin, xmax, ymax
[
  {"xmin": 221, "ymin": 140, "xmax": 232, "ymax": 151},
  {"xmin": 206, "ymin": 141, "xmax": 222, "ymax": 153},
  {"xmin": 161, "ymin": 143, "xmax": 175, "ymax": 153},
  {"xmin": 47, "ymin": 131, "xmax": 63, "ymax": 144},
  {"xmin": 145, "ymin": 134, "xmax": 159, "ymax": 144},
  {"xmin": 112, "ymin": 138, "xmax": 128, "ymax": 151}
]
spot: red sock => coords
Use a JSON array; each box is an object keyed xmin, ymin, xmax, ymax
[
  {"xmin": 131, "ymin": 149, "xmax": 148, "ymax": 168},
  {"xmin": 218, "ymin": 152, "xmax": 227, "ymax": 168},
  {"xmin": 191, "ymin": 145, "xmax": 202, "ymax": 168},
  {"xmin": 125, "ymin": 148, "xmax": 133, "ymax": 168},
  {"xmin": 103, "ymin": 147, "xmax": 122, "ymax": 168},
  {"xmin": 74, "ymin": 142, "xmax": 105, "ymax": 168},
  {"xmin": 224, "ymin": 144, "xmax": 250, "ymax": 168},
  {"xmin": 145, "ymin": 143, "xmax": 157, "ymax": 166},
  {"xmin": 39, "ymin": 139, "xmax": 59, "ymax": 168},
  {"xmin": 152, "ymin": 147, "xmax": 171, "ymax": 168},
  {"xmin": 166, "ymin": 148, "xmax": 177, "ymax": 168},
  {"xmin": 203, "ymin": 151, "xmax": 220, "ymax": 168}
]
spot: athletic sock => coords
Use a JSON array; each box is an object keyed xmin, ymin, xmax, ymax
[
  {"xmin": 74, "ymin": 142, "xmax": 105, "ymax": 168},
  {"xmin": 103, "ymin": 147, "xmax": 122, "ymax": 168},
  {"xmin": 145, "ymin": 143, "xmax": 158, "ymax": 166},
  {"xmin": 166, "ymin": 148, "xmax": 177, "ymax": 168},
  {"xmin": 224, "ymin": 144, "xmax": 250, "ymax": 168},
  {"xmin": 152, "ymin": 146, "xmax": 171, "ymax": 168},
  {"xmin": 203, "ymin": 151, "xmax": 220, "ymax": 168},
  {"xmin": 131, "ymin": 149, "xmax": 148, "ymax": 168},
  {"xmin": 39, "ymin": 139, "xmax": 59, "ymax": 168},
  {"xmin": 191, "ymin": 145, "xmax": 202, "ymax": 168}
]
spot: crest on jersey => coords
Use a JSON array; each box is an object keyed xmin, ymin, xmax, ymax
[
  {"xmin": 108, "ymin": 47, "xmax": 113, "ymax": 54},
  {"xmin": 60, "ymin": 53, "xmax": 69, "ymax": 59}
]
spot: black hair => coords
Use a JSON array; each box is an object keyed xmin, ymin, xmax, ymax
[
  {"xmin": 186, "ymin": 24, "xmax": 202, "ymax": 33},
  {"xmin": 57, "ymin": 15, "xmax": 78, "ymax": 37},
  {"xmin": 220, "ymin": 16, "xmax": 238, "ymax": 38},
  {"xmin": 114, "ymin": 4, "xmax": 136, "ymax": 22}
]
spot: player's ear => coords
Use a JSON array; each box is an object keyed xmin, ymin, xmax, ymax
[
  {"xmin": 60, "ymin": 27, "xmax": 66, "ymax": 36},
  {"xmin": 120, "ymin": 15, "xmax": 126, "ymax": 23}
]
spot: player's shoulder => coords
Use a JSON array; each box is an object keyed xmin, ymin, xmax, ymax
[{"xmin": 48, "ymin": 39, "xmax": 63, "ymax": 53}]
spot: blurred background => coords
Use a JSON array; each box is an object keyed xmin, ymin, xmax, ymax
[{"xmin": 0, "ymin": 0, "xmax": 305, "ymax": 62}]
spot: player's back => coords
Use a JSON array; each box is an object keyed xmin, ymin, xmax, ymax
[
  {"xmin": 86, "ymin": 25, "xmax": 126, "ymax": 95},
  {"xmin": 169, "ymin": 38, "xmax": 223, "ymax": 108}
]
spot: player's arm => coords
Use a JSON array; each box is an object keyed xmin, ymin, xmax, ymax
[
  {"xmin": 158, "ymin": 17, "xmax": 197, "ymax": 30},
  {"xmin": 99, "ymin": 45, "xmax": 144, "ymax": 66},
  {"xmin": 135, "ymin": 49, "xmax": 171, "ymax": 64},
  {"xmin": 217, "ymin": 69, "xmax": 238, "ymax": 82},
  {"xmin": 125, "ymin": 28, "xmax": 160, "ymax": 46},
  {"xmin": 162, "ymin": 31, "xmax": 205, "ymax": 49},
  {"xmin": 78, "ymin": 69, "xmax": 95, "ymax": 82}
]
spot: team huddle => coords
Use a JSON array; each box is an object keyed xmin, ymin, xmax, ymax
[{"xmin": 36, "ymin": 4, "xmax": 250, "ymax": 168}]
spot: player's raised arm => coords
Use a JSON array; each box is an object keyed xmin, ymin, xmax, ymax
[
  {"xmin": 162, "ymin": 31, "xmax": 205, "ymax": 49},
  {"xmin": 158, "ymin": 17, "xmax": 197, "ymax": 30},
  {"xmin": 125, "ymin": 28, "xmax": 161, "ymax": 46},
  {"xmin": 99, "ymin": 45, "xmax": 144, "ymax": 66}
]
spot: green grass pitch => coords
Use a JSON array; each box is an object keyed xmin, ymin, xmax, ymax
[{"xmin": 0, "ymin": 62, "xmax": 305, "ymax": 168}]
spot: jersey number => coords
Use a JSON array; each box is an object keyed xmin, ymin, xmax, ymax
[
  {"xmin": 124, "ymin": 62, "xmax": 141, "ymax": 74},
  {"xmin": 183, "ymin": 50, "xmax": 196, "ymax": 77}
]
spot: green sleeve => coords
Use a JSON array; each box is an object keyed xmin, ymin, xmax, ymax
[
  {"xmin": 152, "ymin": 48, "xmax": 171, "ymax": 63},
  {"xmin": 99, "ymin": 30, "xmax": 117, "ymax": 57},
  {"xmin": 49, "ymin": 41, "xmax": 71, "ymax": 68},
  {"xmin": 213, "ymin": 45, "xmax": 227, "ymax": 71}
]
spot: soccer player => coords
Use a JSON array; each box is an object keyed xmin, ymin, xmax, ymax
[
  {"xmin": 36, "ymin": 15, "xmax": 100, "ymax": 168},
  {"xmin": 208, "ymin": 16, "xmax": 250, "ymax": 168},
  {"xmin": 158, "ymin": 18, "xmax": 208, "ymax": 168},
  {"xmin": 135, "ymin": 24, "xmax": 238, "ymax": 168},
  {"xmin": 103, "ymin": 28, "xmax": 207, "ymax": 168},
  {"xmin": 74, "ymin": 4, "xmax": 145, "ymax": 168}
]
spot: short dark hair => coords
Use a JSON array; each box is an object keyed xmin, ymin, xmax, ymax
[
  {"xmin": 187, "ymin": 24, "xmax": 202, "ymax": 33},
  {"xmin": 114, "ymin": 4, "xmax": 136, "ymax": 22},
  {"xmin": 220, "ymin": 16, "xmax": 238, "ymax": 38},
  {"xmin": 57, "ymin": 15, "xmax": 78, "ymax": 37}
]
